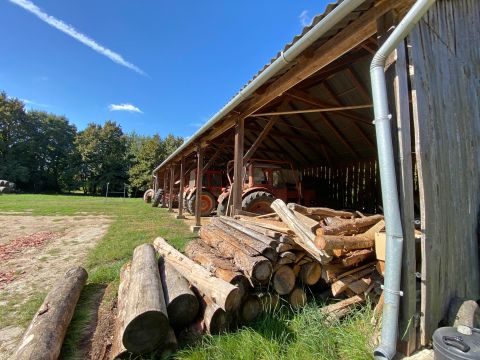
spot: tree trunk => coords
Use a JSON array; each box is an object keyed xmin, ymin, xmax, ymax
[
  {"xmin": 299, "ymin": 262, "xmax": 322, "ymax": 285},
  {"xmin": 111, "ymin": 263, "xmax": 130, "ymax": 360},
  {"xmin": 199, "ymin": 226, "xmax": 272, "ymax": 283},
  {"xmin": 185, "ymin": 240, "xmax": 250, "ymax": 298},
  {"xmin": 270, "ymin": 199, "xmax": 331, "ymax": 264},
  {"xmin": 317, "ymin": 215, "xmax": 384, "ymax": 236},
  {"xmin": 153, "ymin": 237, "xmax": 241, "ymax": 312},
  {"xmin": 273, "ymin": 265, "xmax": 296, "ymax": 295},
  {"xmin": 123, "ymin": 244, "xmax": 169, "ymax": 354},
  {"xmin": 198, "ymin": 294, "xmax": 229, "ymax": 335},
  {"xmin": 211, "ymin": 218, "xmax": 277, "ymax": 261},
  {"xmin": 13, "ymin": 267, "xmax": 88, "ymax": 360},
  {"xmin": 159, "ymin": 259, "xmax": 199, "ymax": 330},
  {"xmin": 240, "ymin": 295, "xmax": 262, "ymax": 323}
]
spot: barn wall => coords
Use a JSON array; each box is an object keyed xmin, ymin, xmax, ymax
[{"xmin": 408, "ymin": 0, "xmax": 480, "ymax": 344}]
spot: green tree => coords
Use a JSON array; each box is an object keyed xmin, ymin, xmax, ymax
[
  {"xmin": 76, "ymin": 121, "xmax": 127, "ymax": 195},
  {"xmin": 128, "ymin": 134, "xmax": 163, "ymax": 193}
]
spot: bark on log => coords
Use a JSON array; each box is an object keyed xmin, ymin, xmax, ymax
[
  {"xmin": 341, "ymin": 249, "xmax": 374, "ymax": 267},
  {"xmin": 317, "ymin": 215, "xmax": 384, "ymax": 236},
  {"xmin": 235, "ymin": 215, "xmax": 294, "ymax": 234},
  {"xmin": 277, "ymin": 243, "xmax": 293, "ymax": 253},
  {"xmin": 153, "ymin": 237, "xmax": 241, "ymax": 312},
  {"xmin": 321, "ymin": 295, "xmax": 365, "ymax": 322},
  {"xmin": 347, "ymin": 277, "xmax": 372, "ymax": 295},
  {"xmin": 199, "ymin": 226, "xmax": 272, "ymax": 283},
  {"xmin": 315, "ymin": 220, "xmax": 385, "ymax": 251},
  {"xmin": 299, "ymin": 262, "xmax": 322, "ymax": 285},
  {"xmin": 278, "ymin": 251, "xmax": 296, "ymax": 265},
  {"xmin": 233, "ymin": 220, "xmax": 282, "ymax": 239},
  {"xmin": 241, "ymin": 295, "xmax": 262, "ymax": 323},
  {"xmin": 271, "ymin": 199, "xmax": 331, "ymax": 264},
  {"xmin": 211, "ymin": 218, "xmax": 277, "ymax": 261},
  {"xmin": 123, "ymin": 244, "xmax": 169, "ymax": 354},
  {"xmin": 13, "ymin": 267, "xmax": 88, "ymax": 360},
  {"xmin": 273, "ymin": 265, "xmax": 296, "ymax": 295},
  {"xmin": 111, "ymin": 263, "xmax": 130, "ymax": 360},
  {"xmin": 159, "ymin": 259, "xmax": 199, "ymax": 330},
  {"xmin": 219, "ymin": 216, "xmax": 279, "ymax": 247},
  {"xmin": 331, "ymin": 266, "xmax": 376, "ymax": 296},
  {"xmin": 185, "ymin": 240, "xmax": 250, "ymax": 298},
  {"xmin": 288, "ymin": 203, "xmax": 353, "ymax": 218},
  {"xmin": 289, "ymin": 287, "xmax": 307, "ymax": 309}
]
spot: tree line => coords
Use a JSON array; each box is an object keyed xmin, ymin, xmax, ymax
[{"xmin": 0, "ymin": 92, "xmax": 183, "ymax": 195}]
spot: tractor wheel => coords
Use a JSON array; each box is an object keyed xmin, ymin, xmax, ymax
[
  {"xmin": 217, "ymin": 198, "xmax": 228, "ymax": 216},
  {"xmin": 152, "ymin": 189, "xmax": 164, "ymax": 207},
  {"xmin": 143, "ymin": 189, "xmax": 155, "ymax": 203},
  {"xmin": 187, "ymin": 192, "xmax": 216, "ymax": 216},
  {"xmin": 242, "ymin": 191, "xmax": 275, "ymax": 215}
]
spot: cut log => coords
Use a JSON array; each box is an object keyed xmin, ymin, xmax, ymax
[
  {"xmin": 321, "ymin": 295, "xmax": 365, "ymax": 322},
  {"xmin": 288, "ymin": 204, "xmax": 354, "ymax": 218},
  {"xmin": 341, "ymin": 249, "xmax": 375, "ymax": 267},
  {"xmin": 347, "ymin": 277, "xmax": 372, "ymax": 295},
  {"xmin": 255, "ymin": 212, "xmax": 277, "ymax": 219},
  {"xmin": 162, "ymin": 327, "xmax": 178, "ymax": 357},
  {"xmin": 289, "ymin": 287, "xmax": 307, "ymax": 309},
  {"xmin": 277, "ymin": 243, "xmax": 294, "ymax": 253},
  {"xmin": 159, "ymin": 259, "xmax": 199, "ymax": 330},
  {"xmin": 199, "ymin": 295, "xmax": 229, "ymax": 335},
  {"xmin": 111, "ymin": 263, "xmax": 130, "ymax": 360},
  {"xmin": 211, "ymin": 218, "xmax": 277, "ymax": 261},
  {"xmin": 316, "ymin": 215, "xmax": 384, "ymax": 236},
  {"xmin": 258, "ymin": 292, "xmax": 280, "ymax": 311},
  {"xmin": 288, "ymin": 207, "xmax": 321, "ymax": 232},
  {"xmin": 219, "ymin": 216, "xmax": 279, "ymax": 247},
  {"xmin": 241, "ymin": 295, "xmax": 262, "ymax": 323},
  {"xmin": 273, "ymin": 265, "xmax": 296, "ymax": 295},
  {"xmin": 331, "ymin": 266, "xmax": 376, "ymax": 296},
  {"xmin": 321, "ymin": 263, "xmax": 347, "ymax": 283},
  {"xmin": 153, "ymin": 237, "xmax": 241, "ymax": 312},
  {"xmin": 233, "ymin": 220, "xmax": 282, "ymax": 239},
  {"xmin": 123, "ymin": 244, "xmax": 169, "ymax": 354},
  {"xmin": 199, "ymin": 226, "xmax": 272, "ymax": 283},
  {"xmin": 271, "ymin": 199, "xmax": 331, "ymax": 264},
  {"xmin": 185, "ymin": 240, "xmax": 250, "ymax": 298},
  {"xmin": 236, "ymin": 215, "xmax": 294, "ymax": 234},
  {"xmin": 299, "ymin": 262, "xmax": 322, "ymax": 285},
  {"xmin": 13, "ymin": 267, "xmax": 88, "ymax": 360},
  {"xmin": 278, "ymin": 251, "xmax": 296, "ymax": 265}
]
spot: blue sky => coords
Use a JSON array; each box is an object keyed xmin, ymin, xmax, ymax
[{"xmin": 0, "ymin": 0, "xmax": 329, "ymax": 137}]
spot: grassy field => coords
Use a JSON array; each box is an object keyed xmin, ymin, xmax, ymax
[{"xmin": 0, "ymin": 194, "xmax": 376, "ymax": 360}]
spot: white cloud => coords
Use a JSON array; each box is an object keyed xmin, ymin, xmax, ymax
[
  {"xmin": 109, "ymin": 103, "xmax": 143, "ymax": 113},
  {"xmin": 21, "ymin": 98, "xmax": 50, "ymax": 108},
  {"xmin": 9, "ymin": 0, "xmax": 146, "ymax": 76},
  {"xmin": 299, "ymin": 10, "xmax": 312, "ymax": 27}
]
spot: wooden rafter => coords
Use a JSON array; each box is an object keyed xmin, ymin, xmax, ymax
[
  {"xmin": 251, "ymin": 104, "xmax": 372, "ymax": 117},
  {"xmin": 345, "ymin": 67, "xmax": 371, "ymax": 102},
  {"xmin": 243, "ymin": 116, "xmax": 279, "ymax": 164}
]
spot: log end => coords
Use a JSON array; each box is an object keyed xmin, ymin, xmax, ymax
[
  {"xmin": 300, "ymin": 262, "xmax": 322, "ymax": 286},
  {"xmin": 224, "ymin": 286, "xmax": 242, "ymax": 312},
  {"xmin": 204, "ymin": 307, "xmax": 229, "ymax": 335},
  {"xmin": 289, "ymin": 288, "xmax": 307, "ymax": 309},
  {"xmin": 122, "ymin": 311, "xmax": 169, "ymax": 354},
  {"xmin": 252, "ymin": 259, "xmax": 273, "ymax": 284},
  {"xmin": 241, "ymin": 296, "xmax": 262, "ymax": 323},
  {"xmin": 167, "ymin": 293, "xmax": 199, "ymax": 330},
  {"xmin": 273, "ymin": 266, "xmax": 296, "ymax": 295}
]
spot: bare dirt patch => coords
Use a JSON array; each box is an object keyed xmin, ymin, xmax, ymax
[{"xmin": 0, "ymin": 215, "xmax": 112, "ymax": 359}]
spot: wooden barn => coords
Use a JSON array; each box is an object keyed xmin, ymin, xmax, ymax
[{"xmin": 152, "ymin": 0, "xmax": 479, "ymax": 357}]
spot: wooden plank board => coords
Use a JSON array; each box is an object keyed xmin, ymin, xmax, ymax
[{"xmin": 408, "ymin": 0, "xmax": 480, "ymax": 345}]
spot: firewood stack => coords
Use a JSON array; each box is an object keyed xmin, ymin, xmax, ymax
[{"xmin": 112, "ymin": 199, "xmax": 385, "ymax": 358}]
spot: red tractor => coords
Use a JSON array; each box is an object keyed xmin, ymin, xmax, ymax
[
  {"xmin": 183, "ymin": 169, "xmax": 225, "ymax": 216},
  {"xmin": 217, "ymin": 159, "xmax": 314, "ymax": 215}
]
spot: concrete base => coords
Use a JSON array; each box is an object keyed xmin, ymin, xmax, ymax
[{"xmin": 190, "ymin": 225, "xmax": 201, "ymax": 234}]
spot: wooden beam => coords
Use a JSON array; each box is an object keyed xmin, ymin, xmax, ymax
[
  {"xmin": 177, "ymin": 157, "xmax": 185, "ymax": 219},
  {"xmin": 168, "ymin": 165, "xmax": 174, "ymax": 212},
  {"xmin": 203, "ymin": 138, "xmax": 230, "ymax": 173},
  {"xmin": 232, "ymin": 118, "xmax": 244, "ymax": 214},
  {"xmin": 238, "ymin": 0, "xmax": 403, "ymax": 118},
  {"xmin": 162, "ymin": 169, "xmax": 168, "ymax": 208},
  {"xmin": 345, "ymin": 67, "xmax": 371, "ymax": 102},
  {"xmin": 195, "ymin": 144, "xmax": 203, "ymax": 227},
  {"xmin": 243, "ymin": 116, "xmax": 278, "ymax": 164},
  {"xmin": 251, "ymin": 104, "xmax": 372, "ymax": 117}
]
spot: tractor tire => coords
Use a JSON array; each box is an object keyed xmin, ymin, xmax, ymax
[
  {"xmin": 0, "ymin": 180, "xmax": 7, "ymax": 187},
  {"xmin": 152, "ymin": 189, "xmax": 164, "ymax": 207},
  {"xmin": 187, "ymin": 191, "xmax": 216, "ymax": 217},
  {"xmin": 217, "ymin": 198, "xmax": 228, "ymax": 216},
  {"xmin": 242, "ymin": 191, "xmax": 275, "ymax": 215}
]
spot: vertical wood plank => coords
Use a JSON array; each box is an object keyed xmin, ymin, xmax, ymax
[
  {"xmin": 233, "ymin": 117, "xmax": 245, "ymax": 214},
  {"xmin": 195, "ymin": 144, "xmax": 203, "ymax": 227},
  {"xmin": 177, "ymin": 157, "xmax": 185, "ymax": 219},
  {"xmin": 168, "ymin": 166, "xmax": 175, "ymax": 212}
]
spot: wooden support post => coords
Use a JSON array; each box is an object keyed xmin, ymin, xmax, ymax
[
  {"xmin": 195, "ymin": 143, "xmax": 203, "ymax": 228},
  {"xmin": 168, "ymin": 165, "xmax": 174, "ymax": 212},
  {"xmin": 233, "ymin": 117, "xmax": 244, "ymax": 214},
  {"xmin": 162, "ymin": 169, "xmax": 168, "ymax": 208},
  {"xmin": 177, "ymin": 157, "xmax": 185, "ymax": 219}
]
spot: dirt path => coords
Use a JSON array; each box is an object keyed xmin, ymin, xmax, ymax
[{"xmin": 0, "ymin": 215, "xmax": 112, "ymax": 359}]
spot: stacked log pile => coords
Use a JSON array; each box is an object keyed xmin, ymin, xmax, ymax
[{"xmin": 112, "ymin": 200, "xmax": 385, "ymax": 357}]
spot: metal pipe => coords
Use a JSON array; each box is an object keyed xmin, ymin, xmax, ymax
[
  {"xmin": 153, "ymin": 0, "xmax": 366, "ymax": 174},
  {"xmin": 371, "ymin": 1, "xmax": 435, "ymax": 359}
]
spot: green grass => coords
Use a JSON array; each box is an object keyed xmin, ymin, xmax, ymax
[{"xmin": 0, "ymin": 194, "xmax": 375, "ymax": 360}]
